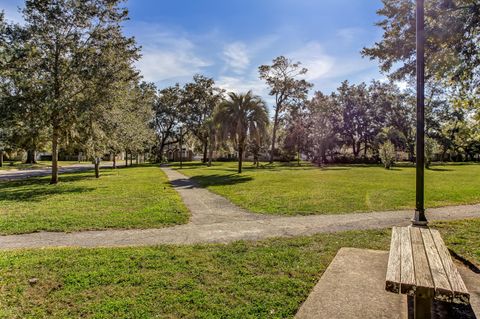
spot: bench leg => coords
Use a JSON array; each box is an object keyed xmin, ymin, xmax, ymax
[{"xmin": 413, "ymin": 295, "xmax": 432, "ymax": 319}]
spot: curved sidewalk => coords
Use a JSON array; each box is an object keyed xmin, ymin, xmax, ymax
[
  {"xmin": 0, "ymin": 163, "xmax": 116, "ymax": 181},
  {"xmin": 0, "ymin": 167, "xmax": 479, "ymax": 249}
]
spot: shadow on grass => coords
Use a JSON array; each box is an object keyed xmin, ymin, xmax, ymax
[
  {"xmin": 428, "ymin": 167, "xmax": 454, "ymax": 172},
  {"xmin": 0, "ymin": 185, "xmax": 95, "ymax": 202},
  {"xmin": 319, "ymin": 166, "xmax": 352, "ymax": 171},
  {"xmin": 0, "ymin": 171, "xmax": 102, "ymax": 202},
  {"xmin": 188, "ymin": 174, "xmax": 253, "ymax": 188}
]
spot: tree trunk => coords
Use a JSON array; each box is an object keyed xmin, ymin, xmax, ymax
[
  {"xmin": 129, "ymin": 152, "xmax": 133, "ymax": 166},
  {"xmin": 270, "ymin": 106, "xmax": 280, "ymax": 164},
  {"xmin": 208, "ymin": 138, "xmax": 214, "ymax": 167},
  {"xmin": 0, "ymin": 150, "xmax": 3, "ymax": 167},
  {"xmin": 125, "ymin": 151, "xmax": 128, "ymax": 167},
  {"xmin": 94, "ymin": 158, "xmax": 100, "ymax": 178},
  {"xmin": 113, "ymin": 153, "xmax": 116, "ymax": 169},
  {"xmin": 238, "ymin": 145, "xmax": 243, "ymax": 174},
  {"xmin": 50, "ymin": 130, "xmax": 59, "ymax": 184},
  {"xmin": 321, "ymin": 145, "xmax": 327, "ymax": 166},
  {"xmin": 202, "ymin": 141, "xmax": 208, "ymax": 163},
  {"xmin": 353, "ymin": 140, "xmax": 361, "ymax": 159},
  {"xmin": 157, "ymin": 143, "xmax": 164, "ymax": 163},
  {"xmin": 297, "ymin": 144, "xmax": 301, "ymax": 166},
  {"xmin": 26, "ymin": 149, "xmax": 37, "ymax": 164}
]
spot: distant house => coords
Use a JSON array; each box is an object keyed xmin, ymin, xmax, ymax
[{"xmin": 165, "ymin": 144, "xmax": 194, "ymax": 162}]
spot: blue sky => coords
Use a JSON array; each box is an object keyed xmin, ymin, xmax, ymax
[{"xmin": 1, "ymin": 0, "xmax": 387, "ymax": 100}]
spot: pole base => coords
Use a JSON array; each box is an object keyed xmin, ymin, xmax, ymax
[{"xmin": 412, "ymin": 209, "xmax": 428, "ymax": 227}]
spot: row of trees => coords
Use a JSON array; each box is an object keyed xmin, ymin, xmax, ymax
[
  {"xmin": 283, "ymin": 80, "xmax": 480, "ymax": 166},
  {"xmin": 274, "ymin": 0, "xmax": 480, "ymax": 167},
  {"xmin": 1, "ymin": 0, "xmax": 479, "ymax": 179},
  {"xmin": 0, "ymin": 0, "xmax": 154, "ymax": 182}
]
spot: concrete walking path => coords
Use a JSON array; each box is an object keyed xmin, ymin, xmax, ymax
[
  {"xmin": 0, "ymin": 163, "xmax": 116, "ymax": 181},
  {"xmin": 0, "ymin": 167, "xmax": 479, "ymax": 249},
  {"xmin": 162, "ymin": 167, "xmax": 273, "ymax": 225}
]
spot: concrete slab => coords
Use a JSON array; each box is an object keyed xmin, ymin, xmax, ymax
[
  {"xmin": 295, "ymin": 247, "xmax": 480, "ymax": 319},
  {"xmin": 296, "ymin": 247, "xmax": 406, "ymax": 319},
  {"xmin": 457, "ymin": 264, "xmax": 480, "ymax": 317}
]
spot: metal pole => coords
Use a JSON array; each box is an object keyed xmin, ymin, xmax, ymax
[
  {"xmin": 179, "ymin": 127, "xmax": 183, "ymax": 169},
  {"xmin": 413, "ymin": 0, "xmax": 428, "ymax": 226}
]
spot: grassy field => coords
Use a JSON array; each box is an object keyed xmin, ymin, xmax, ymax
[
  {"xmin": 174, "ymin": 162, "xmax": 480, "ymax": 215},
  {"xmin": 0, "ymin": 219, "xmax": 478, "ymax": 319},
  {"xmin": 0, "ymin": 161, "xmax": 91, "ymax": 171},
  {"xmin": 434, "ymin": 219, "xmax": 480, "ymax": 265},
  {"xmin": 0, "ymin": 165, "xmax": 189, "ymax": 234}
]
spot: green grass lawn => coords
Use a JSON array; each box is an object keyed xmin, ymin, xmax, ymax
[
  {"xmin": 434, "ymin": 219, "xmax": 480, "ymax": 265},
  {"xmin": 0, "ymin": 219, "xmax": 478, "ymax": 319},
  {"xmin": 174, "ymin": 161, "xmax": 480, "ymax": 215},
  {"xmin": 0, "ymin": 160, "xmax": 94, "ymax": 171},
  {"xmin": 0, "ymin": 165, "xmax": 189, "ymax": 234}
]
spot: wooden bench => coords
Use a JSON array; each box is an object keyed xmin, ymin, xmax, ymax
[{"xmin": 385, "ymin": 226, "xmax": 470, "ymax": 318}]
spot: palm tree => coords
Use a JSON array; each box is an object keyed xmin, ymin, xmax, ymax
[{"xmin": 214, "ymin": 91, "xmax": 269, "ymax": 173}]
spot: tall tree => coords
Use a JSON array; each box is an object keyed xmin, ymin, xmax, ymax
[
  {"xmin": 335, "ymin": 81, "xmax": 371, "ymax": 159},
  {"xmin": 214, "ymin": 91, "xmax": 269, "ymax": 173},
  {"xmin": 306, "ymin": 92, "xmax": 341, "ymax": 165},
  {"xmin": 16, "ymin": 0, "xmax": 139, "ymax": 184},
  {"xmin": 362, "ymin": 0, "xmax": 480, "ymax": 107},
  {"xmin": 283, "ymin": 107, "xmax": 308, "ymax": 166},
  {"xmin": 259, "ymin": 56, "xmax": 313, "ymax": 163},
  {"xmin": 118, "ymin": 81, "xmax": 156, "ymax": 167},
  {"xmin": 0, "ymin": 12, "xmax": 50, "ymax": 164},
  {"xmin": 183, "ymin": 75, "xmax": 223, "ymax": 163},
  {"xmin": 153, "ymin": 84, "xmax": 187, "ymax": 162}
]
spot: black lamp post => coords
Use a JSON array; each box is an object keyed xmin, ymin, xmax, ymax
[{"xmin": 413, "ymin": 0, "xmax": 428, "ymax": 227}]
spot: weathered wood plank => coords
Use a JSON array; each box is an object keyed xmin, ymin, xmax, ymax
[
  {"xmin": 430, "ymin": 229, "xmax": 470, "ymax": 304},
  {"xmin": 400, "ymin": 227, "xmax": 415, "ymax": 295},
  {"xmin": 410, "ymin": 227, "xmax": 434, "ymax": 294},
  {"xmin": 386, "ymin": 227, "xmax": 401, "ymax": 293},
  {"xmin": 420, "ymin": 228, "xmax": 453, "ymax": 302}
]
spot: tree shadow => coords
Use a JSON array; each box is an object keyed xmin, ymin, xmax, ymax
[
  {"xmin": 428, "ymin": 167, "xmax": 454, "ymax": 172},
  {"xmin": 0, "ymin": 185, "xmax": 94, "ymax": 202},
  {"xmin": 187, "ymin": 173, "xmax": 253, "ymax": 188},
  {"xmin": 0, "ymin": 172, "xmax": 101, "ymax": 202},
  {"xmin": 319, "ymin": 166, "xmax": 352, "ymax": 171},
  {"xmin": 0, "ymin": 172, "xmax": 99, "ymax": 189},
  {"xmin": 407, "ymin": 295, "xmax": 477, "ymax": 319}
]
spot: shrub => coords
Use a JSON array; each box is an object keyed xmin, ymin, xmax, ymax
[{"xmin": 379, "ymin": 141, "xmax": 396, "ymax": 169}]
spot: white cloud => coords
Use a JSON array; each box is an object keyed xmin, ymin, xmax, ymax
[
  {"xmin": 223, "ymin": 42, "xmax": 250, "ymax": 74},
  {"xmin": 336, "ymin": 27, "xmax": 364, "ymax": 43},
  {"xmin": 217, "ymin": 75, "xmax": 265, "ymax": 94},
  {"xmin": 137, "ymin": 47, "xmax": 211, "ymax": 83},
  {"xmin": 216, "ymin": 74, "xmax": 276, "ymax": 107},
  {"xmin": 286, "ymin": 41, "xmax": 381, "ymax": 93},
  {"xmin": 288, "ymin": 42, "xmax": 335, "ymax": 81},
  {"xmin": 133, "ymin": 30, "xmax": 212, "ymax": 83},
  {"xmin": 288, "ymin": 41, "xmax": 377, "ymax": 81}
]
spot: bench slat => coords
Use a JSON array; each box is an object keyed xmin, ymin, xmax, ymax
[
  {"xmin": 386, "ymin": 226, "xmax": 401, "ymax": 293},
  {"xmin": 400, "ymin": 227, "xmax": 415, "ymax": 295},
  {"xmin": 420, "ymin": 228, "xmax": 453, "ymax": 302},
  {"xmin": 430, "ymin": 229, "xmax": 470, "ymax": 304},
  {"xmin": 410, "ymin": 227, "xmax": 434, "ymax": 291}
]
